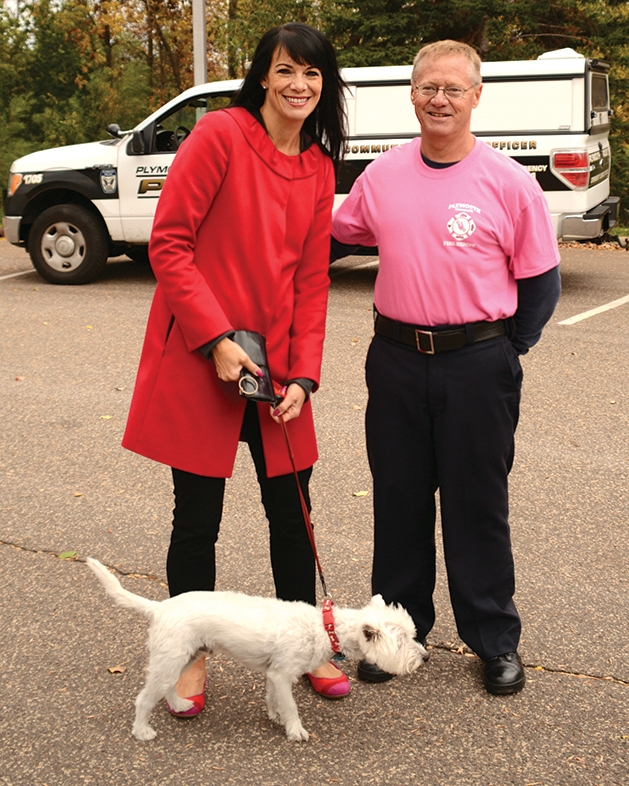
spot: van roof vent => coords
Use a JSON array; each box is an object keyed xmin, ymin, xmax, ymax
[{"xmin": 537, "ymin": 48, "xmax": 584, "ymax": 60}]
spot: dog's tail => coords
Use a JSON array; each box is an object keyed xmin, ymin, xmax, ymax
[{"xmin": 86, "ymin": 557, "xmax": 158, "ymax": 617}]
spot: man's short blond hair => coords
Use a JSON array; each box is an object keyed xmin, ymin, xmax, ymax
[{"xmin": 412, "ymin": 40, "xmax": 482, "ymax": 85}]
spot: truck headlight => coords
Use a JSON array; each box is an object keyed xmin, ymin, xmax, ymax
[{"xmin": 8, "ymin": 173, "xmax": 23, "ymax": 196}]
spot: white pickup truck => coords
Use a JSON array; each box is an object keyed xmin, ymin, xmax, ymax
[{"xmin": 3, "ymin": 48, "xmax": 619, "ymax": 284}]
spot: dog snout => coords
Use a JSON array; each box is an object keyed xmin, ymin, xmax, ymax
[{"xmin": 404, "ymin": 641, "xmax": 429, "ymax": 673}]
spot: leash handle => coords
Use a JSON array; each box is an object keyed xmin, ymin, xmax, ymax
[{"xmin": 278, "ymin": 414, "xmax": 329, "ymax": 599}]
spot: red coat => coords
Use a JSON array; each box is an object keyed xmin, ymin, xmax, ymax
[{"xmin": 122, "ymin": 108, "xmax": 334, "ymax": 477}]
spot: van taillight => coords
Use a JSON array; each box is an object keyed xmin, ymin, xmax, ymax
[{"xmin": 551, "ymin": 151, "xmax": 589, "ymax": 189}]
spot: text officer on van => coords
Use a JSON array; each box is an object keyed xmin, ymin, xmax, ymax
[{"xmin": 332, "ymin": 40, "xmax": 561, "ymax": 694}]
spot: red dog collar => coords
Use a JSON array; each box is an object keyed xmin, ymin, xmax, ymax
[{"xmin": 322, "ymin": 598, "xmax": 341, "ymax": 653}]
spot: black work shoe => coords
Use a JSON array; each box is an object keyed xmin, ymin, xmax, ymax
[
  {"xmin": 357, "ymin": 660, "xmax": 395, "ymax": 683},
  {"xmin": 358, "ymin": 638, "xmax": 428, "ymax": 682},
  {"xmin": 483, "ymin": 651, "xmax": 526, "ymax": 695}
]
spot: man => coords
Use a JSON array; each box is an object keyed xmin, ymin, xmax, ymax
[{"xmin": 332, "ymin": 40, "xmax": 561, "ymax": 694}]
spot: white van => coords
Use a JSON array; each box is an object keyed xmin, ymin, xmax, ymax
[
  {"xmin": 340, "ymin": 48, "xmax": 617, "ymax": 242},
  {"xmin": 3, "ymin": 48, "xmax": 618, "ymax": 283}
]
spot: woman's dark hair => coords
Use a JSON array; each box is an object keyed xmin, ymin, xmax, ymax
[{"xmin": 231, "ymin": 23, "xmax": 347, "ymax": 166}]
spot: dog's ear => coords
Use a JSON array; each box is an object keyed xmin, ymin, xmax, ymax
[
  {"xmin": 362, "ymin": 624, "xmax": 380, "ymax": 642},
  {"xmin": 370, "ymin": 594, "xmax": 386, "ymax": 607}
]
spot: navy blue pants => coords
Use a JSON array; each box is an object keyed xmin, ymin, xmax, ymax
[
  {"xmin": 167, "ymin": 402, "xmax": 315, "ymax": 605},
  {"xmin": 365, "ymin": 333, "xmax": 523, "ymax": 660}
]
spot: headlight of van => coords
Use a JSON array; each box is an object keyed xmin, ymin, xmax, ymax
[{"xmin": 8, "ymin": 173, "xmax": 23, "ymax": 196}]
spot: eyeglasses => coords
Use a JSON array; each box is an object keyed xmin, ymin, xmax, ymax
[{"xmin": 412, "ymin": 83, "xmax": 477, "ymax": 100}]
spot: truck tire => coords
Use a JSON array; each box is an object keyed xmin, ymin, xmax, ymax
[{"xmin": 29, "ymin": 205, "xmax": 109, "ymax": 285}]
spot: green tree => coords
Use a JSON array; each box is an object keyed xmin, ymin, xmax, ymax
[
  {"xmin": 211, "ymin": 0, "xmax": 331, "ymax": 78},
  {"xmin": 323, "ymin": 0, "xmax": 602, "ymax": 66},
  {"xmin": 0, "ymin": 5, "xmax": 38, "ymax": 191}
]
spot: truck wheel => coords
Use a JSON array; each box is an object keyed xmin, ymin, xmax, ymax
[{"xmin": 29, "ymin": 205, "xmax": 109, "ymax": 285}]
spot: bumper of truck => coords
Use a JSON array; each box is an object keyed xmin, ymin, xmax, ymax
[
  {"xmin": 2, "ymin": 216, "xmax": 22, "ymax": 245},
  {"xmin": 561, "ymin": 197, "xmax": 620, "ymax": 241}
]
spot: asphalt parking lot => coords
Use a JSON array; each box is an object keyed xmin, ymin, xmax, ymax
[{"xmin": 1, "ymin": 238, "xmax": 628, "ymax": 785}]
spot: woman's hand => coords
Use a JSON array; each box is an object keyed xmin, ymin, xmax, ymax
[
  {"xmin": 211, "ymin": 337, "xmax": 261, "ymax": 382},
  {"xmin": 271, "ymin": 383, "xmax": 307, "ymax": 423}
]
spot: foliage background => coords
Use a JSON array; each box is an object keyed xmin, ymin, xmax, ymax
[{"xmin": 1, "ymin": 0, "xmax": 628, "ymax": 222}]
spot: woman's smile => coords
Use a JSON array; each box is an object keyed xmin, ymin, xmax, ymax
[
  {"xmin": 261, "ymin": 48, "xmax": 323, "ymax": 131},
  {"xmin": 284, "ymin": 95, "xmax": 310, "ymax": 106}
]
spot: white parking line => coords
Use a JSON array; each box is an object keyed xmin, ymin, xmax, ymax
[
  {"xmin": 0, "ymin": 269, "xmax": 34, "ymax": 281},
  {"xmin": 558, "ymin": 294, "xmax": 629, "ymax": 325}
]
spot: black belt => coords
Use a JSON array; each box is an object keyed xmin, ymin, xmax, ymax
[{"xmin": 374, "ymin": 312, "xmax": 511, "ymax": 354}]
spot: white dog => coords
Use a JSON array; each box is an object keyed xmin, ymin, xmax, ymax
[{"xmin": 86, "ymin": 558, "xmax": 427, "ymax": 742}]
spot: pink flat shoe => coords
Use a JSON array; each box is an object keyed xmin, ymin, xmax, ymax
[
  {"xmin": 306, "ymin": 662, "xmax": 351, "ymax": 699},
  {"xmin": 166, "ymin": 677, "xmax": 207, "ymax": 717}
]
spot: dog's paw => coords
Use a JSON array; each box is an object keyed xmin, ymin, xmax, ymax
[
  {"xmin": 267, "ymin": 707, "xmax": 280, "ymax": 723},
  {"xmin": 285, "ymin": 725, "xmax": 309, "ymax": 742},
  {"xmin": 132, "ymin": 724, "xmax": 157, "ymax": 741},
  {"xmin": 166, "ymin": 694, "xmax": 194, "ymax": 713}
]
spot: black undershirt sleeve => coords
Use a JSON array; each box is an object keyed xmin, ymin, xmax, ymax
[{"xmin": 512, "ymin": 265, "xmax": 561, "ymax": 354}]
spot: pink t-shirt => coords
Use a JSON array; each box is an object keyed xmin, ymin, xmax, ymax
[{"xmin": 332, "ymin": 137, "xmax": 560, "ymax": 326}]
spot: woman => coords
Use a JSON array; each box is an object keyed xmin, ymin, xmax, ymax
[{"xmin": 122, "ymin": 22, "xmax": 348, "ymax": 715}]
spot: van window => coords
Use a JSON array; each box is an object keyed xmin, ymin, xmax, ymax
[
  {"xmin": 591, "ymin": 74, "xmax": 608, "ymax": 111},
  {"xmin": 154, "ymin": 94, "xmax": 233, "ymax": 152},
  {"xmin": 472, "ymin": 80, "xmax": 576, "ymax": 133},
  {"xmin": 354, "ymin": 85, "xmax": 418, "ymax": 135}
]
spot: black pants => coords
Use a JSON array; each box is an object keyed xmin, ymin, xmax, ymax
[
  {"xmin": 167, "ymin": 402, "xmax": 315, "ymax": 605},
  {"xmin": 365, "ymin": 333, "xmax": 523, "ymax": 661}
]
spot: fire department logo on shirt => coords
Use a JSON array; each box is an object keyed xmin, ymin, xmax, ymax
[{"xmin": 447, "ymin": 211, "xmax": 476, "ymax": 241}]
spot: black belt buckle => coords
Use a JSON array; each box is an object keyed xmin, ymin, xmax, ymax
[{"xmin": 415, "ymin": 329, "xmax": 436, "ymax": 354}]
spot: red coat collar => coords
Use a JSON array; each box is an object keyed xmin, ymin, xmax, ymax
[{"xmin": 225, "ymin": 106, "xmax": 323, "ymax": 180}]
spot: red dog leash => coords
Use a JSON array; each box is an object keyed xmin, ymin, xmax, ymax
[
  {"xmin": 278, "ymin": 416, "xmax": 328, "ymax": 599},
  {"xmin": 278, "ymin": 412, "xmax": 342, "ymax": 655}
]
